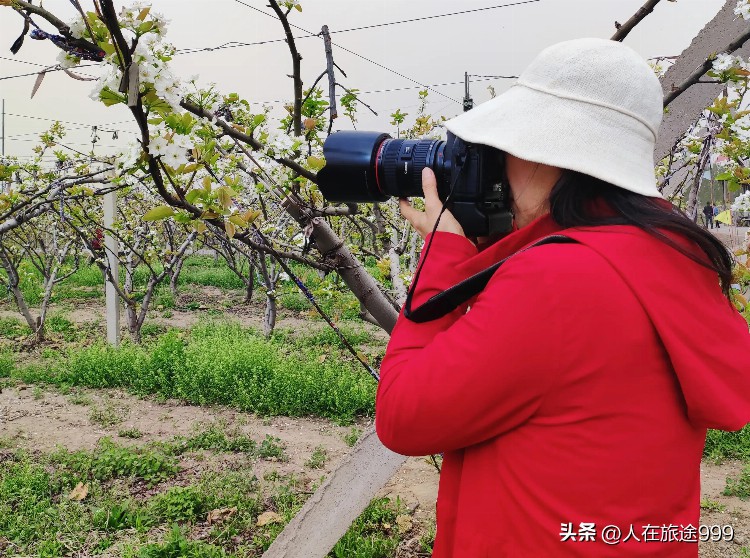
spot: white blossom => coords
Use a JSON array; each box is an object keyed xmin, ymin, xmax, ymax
[
  {"xmin": 56, "ymin": 51, "xmax": 79, "ymax": 70},
  {"xmin": 732, "ymin": 191, "xmax": 750, "ymax": 212},
  {"xmin": 713, "ymin": 53, "xmax": 739, "ymax": 72},
  {"xmin": 731, "ymin": 114, "xmax": 750, "ymax": 142},
  {"xmin": 67, "ymin": 17, "xmax": 87, "ymax": 39},
  {"xmin": 735, "ymin": 0, "xmax": 750, "ymax": 20}
]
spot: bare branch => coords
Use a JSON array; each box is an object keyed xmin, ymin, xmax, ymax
[
  {"xmin": 664, "ymin": 26, "xmax": 750, "ymax": 107},
  {"xmin": 611, "ymin": 0, "xmax": 663, "ymax": 42},
  {"xmin": 268, "ymin": 0, "xmax": 303, "ymax": 136}
]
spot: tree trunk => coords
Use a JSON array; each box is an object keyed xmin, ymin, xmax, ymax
[
  {"xmin": 126, "ymin": 302, "xmax": 141, "ymax": 344},
  {"xmin": 169, "ymin": 256, "xmax": 185, "ymax": 298},
  {"xmin": 0, "ymin": 248, "xmax": 39, "ymax": 335},
  {"xmin": 263, "ymin": 295, "xmax": 277, "ymax": 339}
]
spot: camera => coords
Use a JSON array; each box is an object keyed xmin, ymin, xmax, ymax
[{"xmin": 316, "ymin": 131, "xmax": 514, "ymax": 238}]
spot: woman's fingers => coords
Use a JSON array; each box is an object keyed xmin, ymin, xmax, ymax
[{"xmin": 421, "ymin": 168, "xmax": 440, "ymax": 210}]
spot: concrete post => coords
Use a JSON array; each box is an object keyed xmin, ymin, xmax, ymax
[{"xmin": 103, "ymin": 191, "xmax": 120, "ymax": 347}]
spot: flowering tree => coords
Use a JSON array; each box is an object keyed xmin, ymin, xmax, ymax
[
  {"xmin": 0, "ymin": 124, "xmax": 117, "ymax": 343},
  {"xmin": 66, "ymin": 188, "xmax": 197, "ymax": 342}
]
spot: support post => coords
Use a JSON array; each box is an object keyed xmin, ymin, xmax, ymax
[
  {"xmin": 1, "ymin": 98, "xmax": 5, "ymax": 156},
  {"xmin": 103, "ymin": 191, "xmax": 120, "ymax": 346}
]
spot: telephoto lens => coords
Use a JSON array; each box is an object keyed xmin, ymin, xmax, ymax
[
  {"xmin": 316, "ymin": 130, "xmax": 513, "ymax": 237},
  {"xmin": 316, "ymin": 131, "xmax": 447, "ymax": 202}
]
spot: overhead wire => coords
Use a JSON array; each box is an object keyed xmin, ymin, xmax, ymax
[
  {"xmin": 1, "ymin": 0, "xmax": 533, "ymax": 92},
  {"xmin": 5, "ymin": 111, "xmax": 134, "ymax": 132},
  {"xmin": 178, "ymin": 0, "xmax": 541, "ymax": 55}
]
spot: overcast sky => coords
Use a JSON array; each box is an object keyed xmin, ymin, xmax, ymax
[{"xmin": 0, "ymin": 0, "xmax": 726, "ymax": 160}]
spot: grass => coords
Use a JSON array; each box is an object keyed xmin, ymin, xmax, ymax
[
  {"xmin": 119, "ymin": 427, "xmax": 144, "ymax": 439},
  {"xmin": 704, "ymin": 425, "xmax": 750, "ymax": 461},
  {"xmin": 11, "ymin": 321, "xmax": 376, "ymax": 423},
  {"xmin": 0, "ymin": 437, "xmax": 421, "ymax": 557},
  {"xmin": 724, "ymin": 464, "xmax": 750, "ymax": 500},
  {"xmin": 0, "ymin": 316, "xmax": 31, "ymax": 339},
  {"xmin": 89, "ymin": 401, "xmax": 128, "ymax": 428},
  {"xmin": 344, "ymin": 427, "xmax": 363, "ymax": 447},
  {"xmin": 305, "ymin": 446, "xmax": 327, "ymax": 469}
]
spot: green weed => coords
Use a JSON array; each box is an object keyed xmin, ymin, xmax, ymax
[
  {"xmin": 127, "ymin": 525, "xmax": 227, "ymax": 558},
  {"xmin": 700, "ymin": 498, "xmax": 727, "ymax": 512},
  {"xmin": 257, "ymin": 434, "xmax": 287, "ymax": 461},
  {"xmin": 0, "ymin": 316, "xmax": 30, "ymax": 338},
  {"xmin": 51, "ymin": 438, "xmax": 178, "ymax": 485},
  {"xmin": 118, "ymin": 428, "xmax": 144, "ymax": 439},
  {"xmin": 13, "ymin": 322, "xmax": 375, "ymax": 421},
  {"xmin": 344, "ymin": 427, "xmax": 362, "ymax": 447},
  {"xmin": 305, "ymin": 446, "xmax": 327, "ymax": 469},
  {"xmin": 89, "ymin": 402, "xmax": 128, "ymax": 428},
  {"xmin": 329, "ymin": 497, "xmax": 408, "ymax": 558},
  {"xmin": 150, "ymin": 486, "xmax": 208, "ymax": 523},
  {"xmin": 724, "ymin": 464, "xmax": 750, "ymax": 500},
  {"xmin": 705, "ymin": 426, "xmax": 750, "ymax": 461}
]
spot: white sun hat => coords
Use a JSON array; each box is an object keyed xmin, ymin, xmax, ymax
[{"xmin": 445, "ymin": 37, "xmax": 664, "ymax": 197}]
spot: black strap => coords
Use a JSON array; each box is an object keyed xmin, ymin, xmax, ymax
[{"xmin": 403, "ymin": 235, "xmax": 579, "ymax": 323}]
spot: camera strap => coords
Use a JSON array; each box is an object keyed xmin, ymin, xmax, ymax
[{"xmin": 403, "ymin": 234, "xmax": 579, "ymax": 323}]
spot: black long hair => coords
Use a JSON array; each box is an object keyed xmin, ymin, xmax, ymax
[{"xmin": 548, "ymin": 171, "xmax": 734, "ymax": 299}]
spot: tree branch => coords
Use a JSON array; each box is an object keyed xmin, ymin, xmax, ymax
[
  {"xmin": 268, "ymin": 0, "xmax": 303, "ymax": 137},
  {"xmin": 664, "ymin": 26, "xmax": 750, "ymax": 107},
  {"xmin": 611, "ymin": 0, "xmax": 663, "ymax": 42},
  {"xmin": 181, "ymin": 99, "xmax": 318, "ymax": 183}
]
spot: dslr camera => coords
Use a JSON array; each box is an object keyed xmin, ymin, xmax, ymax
[{"xmin": 316, "ymin": 131, "xmax": 514, "ymax": 238}]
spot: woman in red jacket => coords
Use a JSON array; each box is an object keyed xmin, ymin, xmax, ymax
[{"xmin": 375, "ymin": 38, "xmax": 750, "ymax": 557}]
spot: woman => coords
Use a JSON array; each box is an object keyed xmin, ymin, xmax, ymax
[{"xmin": 375, "ymin": 38, "xmax": 750, "ymax": 557}]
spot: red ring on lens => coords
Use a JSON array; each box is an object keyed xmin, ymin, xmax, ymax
[{"xmin": 374, "ymin": 140, "xmax": 387, "ymax": 196}]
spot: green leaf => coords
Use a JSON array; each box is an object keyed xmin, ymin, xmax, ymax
[
  {"xmin": 98, "ymin": 42, "xmax": 116, "ymax": 57},
  {"xmin": 143, "ymin": 206, "xmax": 175, "ymax": 221},
  {"xmin": 228, "ymin": 214, "xmax": 247, "ymax": 227},
  {"xmin": 99, "ymin": 88, "xmax": 126, "ymax": 107},
  {"xmin": 295, "ymin": 3, "xmax": 302, "ymax": 11},
  {"xmin": 185, "ymin": 189, "xmax": 202, "ymax": 204},
  {"xmin": 715, "ymin": 172, "xmax": 733, "ymax": 181},
  {"xmin": 306, "ymin": 155, "xmax": 325, "ymax": 171},
  {"xmin": 138, "ymin": 21, "xmax": 155, "ymax": 34},
  {"xmin": 216, "ymin": 187, "xmax": 233, "ymax": 209},
  {"xmin": 243, "ymin": 209, "xmax": 262, "ymax": 225}
]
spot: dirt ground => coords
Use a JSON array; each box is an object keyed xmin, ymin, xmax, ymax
[
  {"xmin": 1, "ymin": 383, "xmax": 748, "ymax": 556},
  {"xmin": 1, "ymin": 281, "xmax": 749, "ymax": 555}
]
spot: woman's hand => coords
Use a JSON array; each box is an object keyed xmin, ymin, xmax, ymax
[{"xmin": 399, "ymin": 168, "xmax": 466, "ymax": 240}]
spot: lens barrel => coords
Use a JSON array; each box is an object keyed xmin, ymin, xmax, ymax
[
  {"xmin": 376, "ymin": 138, "xmax": 444, "ymax": 198},
  {"xmin": 317, "ymin": 131, "xmax": 446, "ymax": 202},
  {"xmin": 317, "ymin": 131, "xmax": 391, "ymax": 203}
]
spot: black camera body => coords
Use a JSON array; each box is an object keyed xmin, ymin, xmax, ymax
[{"xmin": 316, "ymin": 131, "xmax": 513, "ymax": 238}]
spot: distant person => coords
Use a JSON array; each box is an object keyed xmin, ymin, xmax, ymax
[
  {"xmin": 713, "ymin": 204, "xmax": 721, "ymax": 229},
  {"xmin": 703, "ymin": 202, "xmax": 714, "ymax": 229}
]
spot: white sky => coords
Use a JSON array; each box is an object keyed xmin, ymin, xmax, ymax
[{"xmin": 0, "ymin": 0, "xmax": 726, "ymax": 160}]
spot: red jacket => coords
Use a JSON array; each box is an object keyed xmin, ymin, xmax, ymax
[{"xmin": 376, "ymin": 214, "xmax": 750, "ymax": 557}]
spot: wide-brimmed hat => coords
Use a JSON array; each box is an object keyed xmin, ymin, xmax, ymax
[{"xmin": 445, "ymin": 38, "xmax": 664, "ymax": 197}]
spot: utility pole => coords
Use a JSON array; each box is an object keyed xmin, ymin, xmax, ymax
[{"xmin": 463, "ymin": 72, "xmax": 474, "ymax": 112}]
